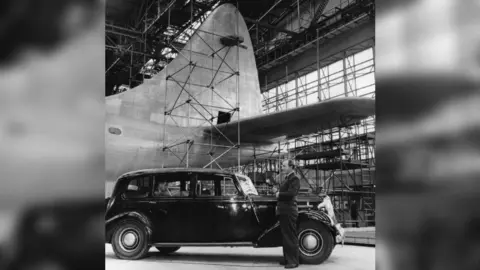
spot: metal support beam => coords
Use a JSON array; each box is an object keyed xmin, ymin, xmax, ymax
[
  {"xmin": 106, "ymin": 58, "xmax": 121, "ymax": 74},
  {"xmin": 129, "ymin": 50, "xmax": 133, "ymax": 88},
  {"xmin": 248, "ymin": 0, "xmax": 285, "ymax": 31},
  {"xmin": 106, "ymin": 29, "xmax": 143, "ymax": 41},
  {"xmin": 105, "ymin": 45, "xmax": 161, "ymax": 60},
  {"xmin": 316, "ymin": 28, "xmax": 321, "ymax": 101},
  {"xmin": 310, "ymin": 0, "xmax": 330, "ymax": 27},
  {"xmin": 275, "ymin": 81, "xmax": 279, "ymax": 111},
  {"xmin": 295, "ymin": 72, "xmax": 299, "ymax": 107},
  {"xmin": 343, "ymin": 51, "xmax": 348, "ymax": 96},
  {"xmin": 244, "ymin": 17, "xmax": 296, "ymax": 36},
  {"xmin": 106, "ymin": 24, "xmax": 143, "ymax": 35},
  {"xmin": 144, "ymin": 0, "xmax": 178, "ymax": 34},
  {"xmin": 297, "ymin": 0, "xmax": 301, "ymax": 32}
]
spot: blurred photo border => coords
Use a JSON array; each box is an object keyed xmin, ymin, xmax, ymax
[{"xmin": 0, "ymin": 0, "xmax": 479, "ymax": 269}]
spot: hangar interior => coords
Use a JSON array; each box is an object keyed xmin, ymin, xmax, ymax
[{"xmin": 106, "ymin": 0, "xmax": 375, "ymax": 228}]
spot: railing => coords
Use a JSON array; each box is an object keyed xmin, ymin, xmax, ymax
[{"xmin": 256, "ymin": 0, "xmax": 374, "ymax": 69}]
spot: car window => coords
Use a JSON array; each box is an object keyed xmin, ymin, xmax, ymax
[
  {"xmin": 123, "ymin": 176, "xmax": 151, "ymax": 199},
  {"xmin": 153, "ymin": 174, "xmax": 191, "ymax": 198},
  {"xmin": 196, "ymin": 179, "xmax": 215, "ymax": 197},
  {"xmin": 194, "ymin": 174, "xmax": 239, "ymax": 197},
  {"xmin": 222, "ymin": 177, "xmax": 239, "ymax": 196}
]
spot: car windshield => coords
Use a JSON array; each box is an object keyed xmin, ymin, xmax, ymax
[{"xmin": 235, "ymin": 175, "xmax": 258, "ymax": 196}]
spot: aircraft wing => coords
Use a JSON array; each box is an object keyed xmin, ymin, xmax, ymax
[{"xmin": 205, "ymin": 97, "xmax": 375, "ymax": 144}]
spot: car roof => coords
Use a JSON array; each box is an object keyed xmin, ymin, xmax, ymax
[{"xmin": 118, "ymin": 167, "xmax": 234, "ymax": 180}]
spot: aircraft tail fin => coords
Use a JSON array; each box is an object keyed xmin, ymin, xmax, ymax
[{"xmin": 112, "ymin": 3, "xmax": 263, "ymax": 128}]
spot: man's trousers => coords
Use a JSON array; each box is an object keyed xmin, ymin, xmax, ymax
[{"xmin": 279, "ymin": 212, "xmax": 299, "ymax": 265}]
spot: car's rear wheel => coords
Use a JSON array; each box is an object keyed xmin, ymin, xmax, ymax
[
  {"xmin": 298, "ymin": 220, "xmax": 335, "ymax": 265},
  {"xmin": 111, "ymin": 219, "xmax": 150, "ymax": 260},
  {"xmin": 155, "ymin": 246, "xmax": 181, "ymax": 254}
]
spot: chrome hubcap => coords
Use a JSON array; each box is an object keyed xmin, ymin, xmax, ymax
[
  {"xmin": 118, "ymin": 228, "xmax": 140, "ymax": 252},
  {"xmin": 303, "ymin": 234, "xmax": 318, "ymax": 250},
  {"xmin": 298, "ymin": 229, "xmax": 323, "ymax": 257},
  {"xmin": 123, "ymin": 232, "xmax": 137, "ymax": 247}
]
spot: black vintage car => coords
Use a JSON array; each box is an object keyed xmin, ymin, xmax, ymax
[{"xmin": 105, "ymin": 168, "xmax": 341, "ymax": 264}]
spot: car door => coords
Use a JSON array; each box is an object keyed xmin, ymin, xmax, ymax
[
  {"xmin": 188, "ymin": 175, "xmax": 222, "ymax": 242},
  {"xmin": 250, "ymin": 196, "xmax": 278, "ymax": 230},
  {"xmin": 150, "ymin": 173, "xmax": 198, "ymax": 243},
  {"xmin": 217, "ymin": 176, "xmax": 262, "ymax": 242},
  {"xmin": 185, "ymin": 173, "xmax": 257, "ymax": 243},
  {"xmin": 113, "ymin": 175, "xmax": 153, "ymax": 218}
]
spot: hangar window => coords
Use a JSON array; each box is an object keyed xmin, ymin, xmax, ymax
[{"xmin": 108, "ymin": 127, "xmax": 122, "ymax": 135}]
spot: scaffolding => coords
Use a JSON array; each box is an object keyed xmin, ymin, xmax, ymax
[
  {"xmin": 228, "ymin": 142, "xmax": 291, "ymax": 195},
  {"xmin": 255, "ymin": 0, "xmax": 374, "ymax": 72},
  {"xmin": 105, "ymin": 0, "xmax": 221, "ymax": 95},
  {"xmin": 225, "ymin": 41, "xmax": 376, "ymax": 214},
  {"xmin": 256, "ymin": 35, "xmax": 376, "ymax": 227},
  {"xmin": 160, "ymin": 2, "xmax": 243, "ymax": 171},
  {"xmin": 245, "ymin": 32, "xmax": 376, "ymax": 227},
  {"xmin": 236, "ymin": 36, "xmax": 375, "ymax": 200},
  {"xmin": 288, "ymin": 115, "xmax": 375, "ymax": 227}
]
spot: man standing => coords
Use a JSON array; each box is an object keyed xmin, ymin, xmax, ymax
[
  {"xmin": 276, "ymin": 159, "xmax": 300, "ymax": 269},
  {"xmin": 350, "ymin": 199, "xmax": 359, "ymax": 228}
]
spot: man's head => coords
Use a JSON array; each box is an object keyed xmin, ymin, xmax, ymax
[
  {"xmin": 281, "ymin": 159, "xmax": 295, "ymax": 174},
  {"xmin": 157, "ymin": 182, "xmax": 168, "ymax": 192}
]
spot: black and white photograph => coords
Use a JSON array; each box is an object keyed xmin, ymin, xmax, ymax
[
  {"xmin": 104, "ymin": 0, "xmax": 374, "ymax": 269},
  {"xmin": 0, "ymin": 0, "xmax": 478, "ymax": 270}
]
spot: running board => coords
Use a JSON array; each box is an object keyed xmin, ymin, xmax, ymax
[{"xmin": 153, "ymin": 242, "xmax": 254, "ymax": 247}]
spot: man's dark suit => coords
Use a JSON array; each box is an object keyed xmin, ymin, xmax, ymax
[{"xmin": 276, "ymin": 172, "xmax": 301, "ymax": 266}]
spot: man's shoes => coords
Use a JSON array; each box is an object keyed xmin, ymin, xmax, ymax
[{"xmin": 284, "ymin": 264, "xmax": 299, "ymax": 269}]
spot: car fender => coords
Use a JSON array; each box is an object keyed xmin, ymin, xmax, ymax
[
  {"xmin": 105, "ymin": 211, "xmax": 153, "ymax": 243},
  {"xmin": 298, "ymin": 210, "xmax": 335, "ymax": 231},
  {"xmin": 255, "ymin": 210, "xmax": 337, "ymax": 247},
  {"xmin": 297, "ymin": 210, "xmax": 337, "ymax": 232},
  {"xmin": 298, "ymin": 210, "xmax": 346, "ymax": 245}
]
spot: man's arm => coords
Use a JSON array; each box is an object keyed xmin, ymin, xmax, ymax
[{"xmin": 278, "ymin": 176, "xmax": 300, "ymax": 201}]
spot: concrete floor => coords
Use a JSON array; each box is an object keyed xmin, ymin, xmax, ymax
[{"xmin": 106, "ymin": 244, "xmax": 374, "ymax": 270}]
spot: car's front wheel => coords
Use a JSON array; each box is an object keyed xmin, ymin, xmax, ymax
[
  {"xmin": 298, "ymin": 220, "xmax": 335, "ymax": 265},
  {"xmin": 155, "ymin": 246, "xmax": 181, "ymax": 254},
  {"xmin": 111, "ymin": 219, "xmax": 150, "ymax": 260}
]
